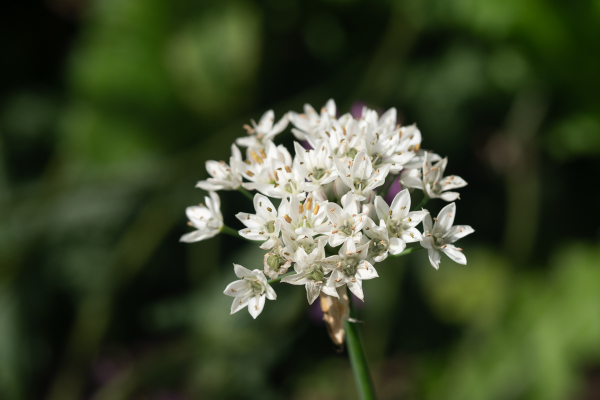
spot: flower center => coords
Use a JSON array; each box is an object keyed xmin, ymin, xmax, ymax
[
  {"xmin": 343, "ymin": 147, "xmax": 358, "ymax": 159},
  {"xmin": 266, "ymin": 220, "xmax": 276, "ymax": 233},
  {"xmin": 353, "ymin": 178, "xmax": 365, "ymax": 191},
  {"xmin": 312, "ymin": 168, "xmax": 327, "ymax": 181},
  {"xmin": 370, "ymin": 239, "xmax": 387, "ymax": 255},
  {"xmin": 387, "ymin": 220, "xmax": 404, "ymax": 235},
  {"xmin": 340, "ymin": 257, "xmax": 359, "ymax": 276},
  {"xmin": 267, "ymin": 254, "xmax": 287, "ymax": 270},
  {"xmin": 339, "ymin": 223, "xmax": 353, "ymax": 236},
  {"xmin": 432, "ymin": 232, "xmax": 445, "ymax": 247},
  {"xmin": 305, "ymin": 264, "xmax": 325, "ymax": 282},
  {"xmin": 250, "ymin": 280, "xmax": 264, "ymax": 295}
]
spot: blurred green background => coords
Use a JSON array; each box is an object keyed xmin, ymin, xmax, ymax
[{"xmin": 2, "ymin": 0, "xmax": 600, "ymax": 399}]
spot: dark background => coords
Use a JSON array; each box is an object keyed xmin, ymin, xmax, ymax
[{"xmin": 2, "ymin": 0, "xmax": 600, "ymax": 399}]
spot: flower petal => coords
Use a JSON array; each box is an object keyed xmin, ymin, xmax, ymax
[
  {"xmin": 441, "ymin": 244, "xmax": 467, "ymax": 264},
  {"xmin": 248, "ymin": 294, "xmax": 266, "ymax": 319}
]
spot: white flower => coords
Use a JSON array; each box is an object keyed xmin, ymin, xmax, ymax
[
  {"xmin": 264, "ymin": 158, "xmax": 306, "ymax": 199},
  {"xmin": 363, "ymin": 218, "xmax": 400, "ymax": 263},
  {"xmin": 324, "ymin": 193, "xmax": 367, "ymax": 247},
  {"xmin": 278, "ymin": 194, "xmax": 331, "ymax": 237},
  {"xmin": 381, "ymin": 124, "xmax": 423, "ymax": 173},
  {"xmin": 281, "ymin": 233, "xmax": 329, "ymax": 261},
  {"xmin": 318, "ymin": 117, "xmax": 362, "ymax": 160},
  {"xmin": 224, "ymin": 264, "xmax": 277, "ymax": 319},
  {"xmin": 288, "ymin": 99, "xmax": 336, "ymax": 141},
  {"xmin": 281, "ymin": 240, "xmax": 337, "ymax": 304},
  {"xmin": 293, "ymin": 141, "xmax": 338, "ymax": 192},
  {"xmin": 236, "ymin": 194, "xmax": 281, "ymax": 250},
  {"xmin": 373, "ymin": 189, "xmax": 429, "ymax": 250},
  {"xmin": 321, "ymin": 240, "xmax": 378, "ymax": 301},
  {"xmin": 420, "ymin": 203, "xmax": 474, "ymax": 269},
  {"xmin": 263, "ymin": 238, "xmax": 293, "ymax": 280},
  {"xmin": 236, "ymin": 110, "xmax": 289, "ymax": 150},
  {"xmin": 401, "ymin": 153, "xmax": 467, "ymax": 201},
  {"xmin": 196, "ymin": 144, "xmax": 243, "ymax": 191},
  {"xmin": 335, "ymin": 151, "xmax": 390, "ymax": 201},
  {"xmin": 400, "ymin": 148, "xmax": 441, "ymax": 170},
  {"xmin": 180, "ymin": 191, "xmax": 223, "ymax": 242},
  {"xmin": 237, "ymin": 141, "xmax": 306, "ymax": 199}
]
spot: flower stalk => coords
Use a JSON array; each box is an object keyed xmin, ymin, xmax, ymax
[
  {"xmin": 345, "ymin": 288, "xmax": 377, "ymax": 400},
  {"xmin": 267, "ymin": 271, "xmax": 295, "ymax": 285},
  {"xmin": 238, "ymin": 187, "xmax": 254, "ymax": 201},
  {"xmin": 220, "ymin": 225, "xmax": 241, "ymax": 238}
]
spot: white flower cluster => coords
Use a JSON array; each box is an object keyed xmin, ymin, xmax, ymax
[{"xmin": 182, "ymin": 100, "xmax": 474, "ymax": 318}]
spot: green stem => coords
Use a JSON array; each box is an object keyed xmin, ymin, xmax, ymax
[
  {"xmin": 220, "ymin": 225, "xmax": 241, "ymax": 238},
  {"xmin": 238, "ymin": 187, "xmax": 254, "ymax": 201},
  {"xmin": 267, "ymin": 271, "xmax": 295, "ymax": 285},
  {"xmin": 379, "ymin": 174, "xmax": 397, "ymax": 199},
  {"xmin": 413, "ymin": 194, "xmax": 429, "ymax": 211},
  {"xmin": 345, "ymin": 288, "xmax": 377, "ymax": 400},
  {"xmin": 390, "ymin": 245, "xmax": 425, "ymax": 257}
]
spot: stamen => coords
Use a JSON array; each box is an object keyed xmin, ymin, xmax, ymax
[
  {"xmin": 285, "ymin": 166, "xmax": 292, "ymax": 173},
  {"xmin": 246, "ymin": 170, "xmax": 254, "ymax": 177},
  {"xmin": 313, "ymin": 204, "xmax": 320, "ymax": 215},
  {"xmin": 305, "ymin": 198, "xmax": 312, "ymax": 211},
  {"xmin": 284, "ymin": 215, "xmax": 292, "ymax": 223}
]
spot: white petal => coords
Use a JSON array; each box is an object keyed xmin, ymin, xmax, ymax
[
  {"xmin": 441, "ymin": 245, "xmax": 467, "ymax": 264},
  {"xmin": 179, "ymin": 229, "xmax": 216, "ymax": 243},
  {"xmin": 248, "ymin": 295, "xmax": 266, "ymax": 319},
  {"xmin": 270, "ymin": 113, "xmax": 289, "ymax": 135},
  {"xmin": 258, "ymin": 110, "xmax": 275, "ymax": 132},
  {"xmin": 428, "ymin": 249, "xmax": 441, "ymax": 269},
  {"xmin": 347, "ymin": 280, "xmax": 364, "ymax": 300},
  {"xmin": 435, "ymin": 203, "xmax": 456, "ymax": 233},
  {"xmin": 282, "ymin": 272, "xmax": 308, "ymax": 285},
  {"xmin": 321, "ymin": 285, "xmax": 339, "ymax": 297},
  {"xmin": 439, "ymin": 191, "xmax": 460, "ymax": 202},
  {"xmin": 224, "ymin": 280, "xmax": 251, "ymax": 297},
  {"xmin": 390, "ymin": 189, "xmax": 411, "ymax": 217},
  {"xmin": 233, "ymin": 264, "xmax": 254, "ymax": 279},
  {"xmin": 374, "ymin": 196, "xmax": 390, "ymax": 222},
  {"xmin": 265, "ymin": 284, "xmax": 277, "ymax": 300},
  {"xmin": 422, "ymin": 212, "xmax": 433, "ymax": 233},
  {"xmin": 325, "ymin": 99, "xmax": 336, "ymax": 116},
  {"xmin": 231, "ymin": 295, "xmax": 250, "ymax": 314},
  {"xmin": 440, "ymin": 175, "xmax": 467, "ymax": 191},
  {"xmin": 445, "ymin": 225, "xmax": 474, "ymax": 243},
  {"xmin": 306, "ymin": 281, "xmax": 322, "ymax": 305},
  {"xmin": 400, "ymin": 176, "xmax": 423, "ymax": 190},
  {"xmin": 388, "ymin": 237, "xmax": 406, "ymax": 254},
  {"xmin": 356, "ymin": 262, "xmax": 378, "ymax": 280},
  {"xmin": 401, "ymin": 227, "xmax": 422, "ymax": 243}
]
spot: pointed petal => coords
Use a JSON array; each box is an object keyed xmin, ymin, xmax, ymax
[
  {"xmin": 248, "ymin": 294, "xmax": 266, "ymax": 319},
  {"xmin": 231, "ymin": 295, "xmax": 250, "ymax": 314},
  {"xmin": 390, "ymin": 189, "xmax": 411, "ymax": 217},
  {"xmin": 347, "ymin": 280, "xmax": 364, "ymax": 300},
  {"xmin": 445, "ymin": 225, "xmax": 474, "ymax": 243},
  {"xmin": 428, "ymin": 249, "xmax": 441, "ymax": 269},
  {"xmin": 224, "ymin": 280, "xmax": 251, "ymax": 297},
  {"xmin": 233, "ymin": 264, "xmax": 254, "ymax": 279},
  {"xmin": 441, "ymin": 245, "xmax": 467, "ymax": 264}
]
